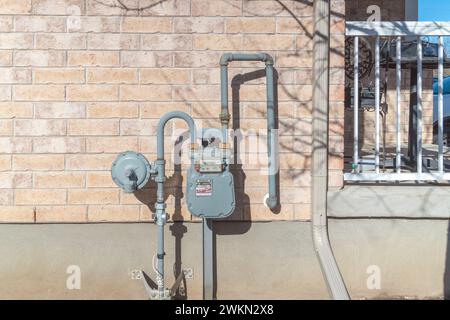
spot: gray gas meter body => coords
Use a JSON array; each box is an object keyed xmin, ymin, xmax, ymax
[{"xmin": 187, "ymin": 128, "xmax": 235, "ymax": 219}]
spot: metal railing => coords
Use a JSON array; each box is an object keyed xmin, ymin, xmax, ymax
[{"xmin": 345, "ymin": 21, "xmax": 450, "ymax": 182}]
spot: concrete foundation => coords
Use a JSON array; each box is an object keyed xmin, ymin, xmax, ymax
[{"xmin": 0, "ymin": 220, "xmax": 448, "ymax": 300}]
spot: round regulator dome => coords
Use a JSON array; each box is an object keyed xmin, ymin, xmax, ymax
[{"xmin": 111, "ymin": 151, "xmax": 151, "ymax": 193}]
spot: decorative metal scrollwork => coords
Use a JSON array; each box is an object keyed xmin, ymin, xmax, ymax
[{"xmin": 345, "ymin": 37, "xmax": 374, "ymax": 80}]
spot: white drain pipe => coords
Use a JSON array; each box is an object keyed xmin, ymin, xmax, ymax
[{"xmin": 311, "ymin": 0, "xmax": 350, "ymax": 300}]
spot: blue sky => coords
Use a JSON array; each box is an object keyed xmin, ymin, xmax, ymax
[{"xmin": 419, "ymin": 0, "xmax": 450, "ymax": 21}]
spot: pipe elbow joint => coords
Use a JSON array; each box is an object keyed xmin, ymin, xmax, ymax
[
  {"xmin": 220, "ymin": 53, "xmax": 233, "ymax": 66},
  {"xmin": 265, "ymin": 195, "xmax": 278, "ymax": 209},
  {"xmin": 262, "ymin": 53, "xmax": 274, "ymax": 65}
]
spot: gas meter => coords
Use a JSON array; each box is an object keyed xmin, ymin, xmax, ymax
[{"xmin": 187, "ymin": 128, "xmax": 235, "ymax": 219}]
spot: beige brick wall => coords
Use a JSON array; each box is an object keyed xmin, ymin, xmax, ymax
[{"xmin": 0, "ymin": 0, "xmax": 344, "ymax": 223}]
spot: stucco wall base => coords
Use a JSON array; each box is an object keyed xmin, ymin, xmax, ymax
[{"xmin": 0, "ymin": 220, "xmax": 447, "ymax": 300}]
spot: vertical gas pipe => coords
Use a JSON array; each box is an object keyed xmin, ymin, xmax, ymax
[
  {"xmin": 155, "ymin": 111, "xmax": 197, "ymax": 299},
  {"xmin": 219, "ymin": 53, "xmax": 278, "ymax": 209}
]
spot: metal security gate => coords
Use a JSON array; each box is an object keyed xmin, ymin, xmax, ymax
[{"xmin": 345, "ymin": 21, "xmax": 450, "ymax": 182}]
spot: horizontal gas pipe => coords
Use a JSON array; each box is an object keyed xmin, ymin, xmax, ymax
[
  {"xmin": 155, "ymin": 111, "xmax": 197, "ymax": 299},
  {"xmin": 220, "ymin": 53, "xmax": 278, "ymax": 209}
]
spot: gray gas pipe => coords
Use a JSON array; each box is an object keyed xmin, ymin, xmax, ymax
[{"xmin": 220, "ymin": 53, "xmax": 278, "ymax": 209}]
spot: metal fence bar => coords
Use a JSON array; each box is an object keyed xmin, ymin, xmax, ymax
[
  {"xmin": 438, "ymin": 36, "xmax": 444, "ymax": 174},
  {"xmin": 353, "ymin": 36, "xmax": 359, "ymax": 172},
  {"xmin": 417, "ymin": 37, "xmax": 423, "ymax": 174},
  {"xmin": 396, "ymin": 36, "xmax": 402, "ymax": 173},
  {"xmin": 375, "ymin": 37, "xmax": 381, "ymax": 173}
]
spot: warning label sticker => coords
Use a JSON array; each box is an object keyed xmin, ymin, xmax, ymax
[{"xmin": 196, "ymin": 180, "xmax": 212, "ymax": 197}]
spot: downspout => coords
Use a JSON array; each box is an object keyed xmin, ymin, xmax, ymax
[
  {"xmin": 220, "ymin": 53, "xmax": 278, "ymax": 209},
  {"xmin": 311, "ymin": 0, "xmax": 350, "ymax": 300}
]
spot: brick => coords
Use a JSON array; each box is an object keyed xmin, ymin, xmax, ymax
[
  {"xmin": 87, "ymin": 34, "xmax": 139, "ymax": 50},
  {"xmin": 0, "ymin": 85, "xmax": 11, "ymax": 101},
  {"xmin": 68, "ymin": 51, "xmax": 120, "ymax": 67},
  {"xmin": 277, "ymin": 51, "xmax": 313, "ymax": 68},
  {"xmin": 243, "ymin": 203, "xmax": 295, "ymax": 221},
  {"xmin": 295, "ymin": 36, "xmax": 313, "ymax": 52},
  {"xmin": 0, "ymin": 68, "xmax": 31, "ymax": 84},
  {"xmin": 0, "ymin": 206, "xmax": 34, "ymax": 223},
  {"xmin": 193, "ymin": 34, "xmax": 242, "ymax": 50},
  {"xmin": 331, "ymin": 16, "xmax": 345, "ymax": 35},
  {"xmin": 86, "ymin": 172, "xmax": 116, "ymax": 188},
  {"xmin": 0, "ymin": 138, "xmax": 32, "ymax": 153},
  {"xmin": 0, "ymin": 0, "xmax": 32, "ymax": 14},
  {"xmin": 0, "ymin": 34, "xmax": 33, "ymax": 50},
  {"xmin": 140, "ymin": 69, "xmax": 190, "ymax": 85},
  {"xmin": 32, "ymin": 137, "xmax": 84, "ymax": 153},
  {"xmin": 226, "ymin": 18, "xmax": 276, "ymax": 33},
  {"xmin": 15, "ymin": 16, "xmax": 65, "ymax": 32},
  {"xmin": 0, "ymin": 102, "xmax": 33, "ymax": 118},
  {"xmin": 0, "ymin": 17, "xmax": 13, "ymax": 32},
  {"xmin": 15, "ymin": 119, "xmax": 66, "ymax": 136},
  {"xmin": 68, "ymin": 189, "xmax": 119, "ymax": 205},
  {"xmin": 86, "ymin": 137, "xmax": 138, "ymax": 153},
  {"xmin": 68, "ymin": 119, "xmax": 119, "ymax": 135},
  {"xmin": 34, "ymin": 68, "xmax": 85, "ymax": 84},
  {"xmin": 0, "ymin": 172, "xmax": 32, "ymax": 188},
  {"xmin": 86, "ymin": 0, "xmax": 138, "ymax": 16},
  {"xmin": 0, "ymin": 109, "xmax": 14, "ymax": 124},
  {"xmin": 14, "ymin": 50, "xmax": 65, "ymax": 67},
  {"xmin": 141, "ymin": 102, "xmax": 190, "ymax": 118},
  {"xmin": 294, "ymin": 204, "xmax": 311, "ymax": 221},
  {"xmin": 36, "ymin": 34, "xmax": 86, "ymax": 50},
  {"xmin": 121, "ymin": 17, "xmax": 172, "ymax": 33},
  {"xmin": 66, "ymin": 85, "xmax": 118, "ymax": 102},
  {"xmin": 120, "ymin": 85, "xmax": 171, "ymax": 101},
  {"xmin": 139, "ymin": 0, "xmax": 190, "ymax": 16},
  {"xmin": 0, "ymin": 51, "xmax": 12, "ymax": 67},
  {"xmin": 192, "ymin": 0, "xmax": 241, "ymax": 16},
  {"xmin": 16, "ymin": 189, "xmax": 66, "ymax": 205},
  {"xmin": 243, "ymin": 35, "xmax": 294, "ymax": 50},
  {"xmin": 244, "ymin": 0, "xmax": 296, "ymax": 17},
  {"xmin": 174, "ymin": 17, "xmax": 224, "ymax": 33},
  {"xmin": 86, "ymin": 102, "xmax": 138, "ymax": 118},
  {"xmin": 66, "ymin": 154, "xmax": 117, "ymax": 170},
  {"xmin": 14, "ymin": 85, "xmax": 65, "ymax": 101},
  {"xmin": 277, "ymin": 17, "xmax": 314, "ymax": 34},
  {"xmin": 142, "ymin": 35, "xmax": 192, "ymax": 51},
  {"xmin": 87, "ymin": 68, "xmax": 138, "ymax": 84},
  {"xmin": 192, "ymin": 69, "xmax": 220, "ymax": 85},
  {"xmin": 294, "ymin": 0, "xmax": 314, "ymax": 16},
  {"xmin": 33, "ymin": 0, "xmax": 85, "ymax": 15},
  {"xmin": 34, "ymin": 172, "xmax": 84, "ymax": 188},
  {"xmin": 173, "ymin": 85, "xmax": 220, "ymax": 101},
  {"xmin": 0, "ymin": 155, "xmax": 11, "ymax": 171},
  {"xmin": 121, "ymin": 51, "xmax": 172, "ymax": 67},
  {"xmin": 120, "ymin": 119, "xmax": 157, "ymax": 136},
  {"xmin": 35, "ymin": 206, "xmax": 87, "ymax": 223},
  {"xmin": 68, "ymin": 16, "xmax": 120, "ymax": 32},
  {"xmin": 330, "ymin": 85, "xmax": 345, "ymax": 101},
  {"xmin": 88, "ymin": 205, "xmax": 140, "ymax": 222},
  {"xmin": 0, "ymin": 190, "xmax": 13, "ymax": 205},
  {"xmin": 35, "ymin": 102, "xmax": 85, "ymax": 119},
  {"xmin": 13, "ymin": 154, "xmax": 64, "ymax": 171}
]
